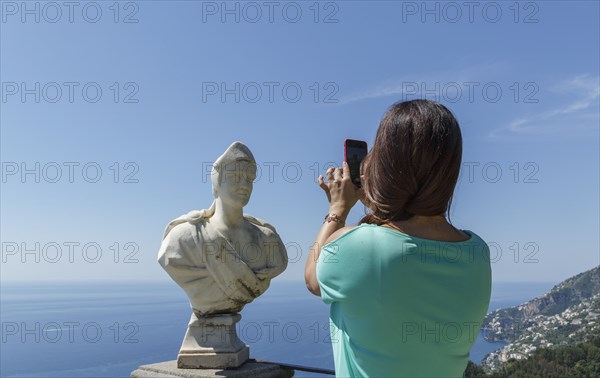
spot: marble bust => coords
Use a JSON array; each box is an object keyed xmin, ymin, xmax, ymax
[{"xmin": 157, "ymin": 141, "xmax": 288, "ymax": 368}]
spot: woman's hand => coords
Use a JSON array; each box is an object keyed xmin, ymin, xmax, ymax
[{"xmin": 317, "ymin": 161, "xmax": 363, "ymax": 221}]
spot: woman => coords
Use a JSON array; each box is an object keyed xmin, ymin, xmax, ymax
[{"xmin": 304, "ymin": 99, "xmax": 492, "ymax": 377}]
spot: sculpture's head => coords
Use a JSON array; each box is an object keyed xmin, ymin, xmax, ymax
[{"xmin": 211, "ymin": 142, "xmax": 257, "ymax": 209}]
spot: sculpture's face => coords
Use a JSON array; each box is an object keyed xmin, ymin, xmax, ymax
[{"xmin": 217, "ymin": 160, "xmax": 256, "ymax": 209}]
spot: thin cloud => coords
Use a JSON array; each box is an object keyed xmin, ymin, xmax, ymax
[
  {"xmin": 489, "ymin": 74, "xmax": 600, "ymax": 138},
  {"xmin": 337, "ymin": 62, "xmax": 508, "ymax": 105}
]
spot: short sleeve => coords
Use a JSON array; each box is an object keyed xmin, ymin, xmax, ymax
[{"xmin": 316, "ymin": 239, "xmax": 348, "ymax": 304}]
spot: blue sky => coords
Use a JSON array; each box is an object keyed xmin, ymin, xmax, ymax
[{"xmin": 1, "ymin": 0, "xmax": 598, "ymax": 285}]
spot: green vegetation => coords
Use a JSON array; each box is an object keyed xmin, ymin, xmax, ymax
[
  {"xmin": 475, "ymin": 266, "xmax": 600, "ymax": 374},
  {"xmin": 465, "ymin": 336, "xmax": 600, "ymax": 377}
]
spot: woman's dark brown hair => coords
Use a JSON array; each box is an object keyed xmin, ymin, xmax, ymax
[{"xmin": 360, "ymin": 99, "xmax": 462, "ymax": 225}]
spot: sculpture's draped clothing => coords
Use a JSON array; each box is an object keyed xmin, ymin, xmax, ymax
[{"xmin": 158, "ymin": 210, "xmax": 287, "ymax": 315}]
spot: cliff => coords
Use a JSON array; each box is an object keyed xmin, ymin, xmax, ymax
[{"xmin": 480, "ymin": 266, "xmax": 600, "ymax": 371}]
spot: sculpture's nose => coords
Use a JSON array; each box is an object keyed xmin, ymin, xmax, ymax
[
  {"xmin": 237, "ymin": 185, "xmax": 251, "ymax": 199},
  {"xmin": 239, "ymin": 176, "xmax": 252, "ymax": 190}
]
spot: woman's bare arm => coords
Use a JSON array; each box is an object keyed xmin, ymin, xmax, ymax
[
  {"xmin": 304, "ymin": 162, "xmax": 362, "ymax": 296},
  {"xmin": 305, "ymin": 223, "xmax": 354, "ymax": 296}
]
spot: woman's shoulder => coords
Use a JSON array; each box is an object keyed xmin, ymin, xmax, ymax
[
  {"xmin": 457, "ymin": 229, "xmax": 489, "ymax": 246},
  {"xmin": 323, "ymin": 223, "xmax": 377, "ymax": 245},
  {"xmin": 325, "ymin": 223, "xmax": 489, "ymax": 247}
]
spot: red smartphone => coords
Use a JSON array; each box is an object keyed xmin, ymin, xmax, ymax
[{"xmin": 344, "ymin": 139, "xmax": 368, "ymax": 187}]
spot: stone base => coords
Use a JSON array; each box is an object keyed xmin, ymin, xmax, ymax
[
  {"xmin": 130, "ymin": 360, "xmax": 294, "ymax": 378},
  {"xmin": 178, "ymin": 313, "xmax": 249, "ymax": 369},
  {"xmin": 178, "ymin": 346, "xmax": 249, "ymax": 369}
]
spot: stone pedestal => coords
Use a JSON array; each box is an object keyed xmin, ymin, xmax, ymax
[
  {"xmin": 178, "ymin": 313, "xmax": 248, "ymax": 369},
  {"xmin": 130, "ymin": 360, "xmax": 294, "ymax": 378}
]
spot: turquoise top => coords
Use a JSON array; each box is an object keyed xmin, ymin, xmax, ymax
[{"xmin": 317, "ymin": 223, "xmax": 492, "ymax": 378}]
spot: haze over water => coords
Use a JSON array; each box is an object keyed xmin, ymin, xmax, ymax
[{"xmin": 1, "ymin": 280, "xmax": 556, "ymax": 377}]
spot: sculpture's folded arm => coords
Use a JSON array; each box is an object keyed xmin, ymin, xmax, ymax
[
  {"xmin": 196, "ymin": 221, "xmax": 268, "ymax": 304},
  {"xmin": 157, "ymin": 211, "xmax": 288, "ymax": 315}
]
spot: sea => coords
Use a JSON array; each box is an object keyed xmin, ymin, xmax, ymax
[{"xmin": 0, "ymin": 280, "xmax": 556, "ymax": 378}]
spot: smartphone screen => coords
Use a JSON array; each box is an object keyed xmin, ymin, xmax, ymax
[{"xmin": 344, "ymin": 139, "xmax": 368, "ymax": 187}]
